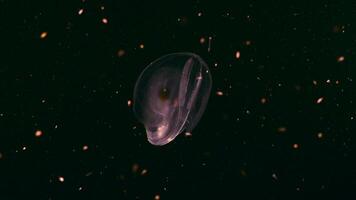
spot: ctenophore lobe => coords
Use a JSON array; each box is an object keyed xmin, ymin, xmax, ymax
[{"xmin": 133, "ymin": 52, "xmax": 212, "ymax": 145}]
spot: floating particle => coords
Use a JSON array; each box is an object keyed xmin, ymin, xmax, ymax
[
  {"xmin": 326, "ymin": 79, "xmax": 331, "ymax": 83},
  {"xmin": 127, "ymin": 100, "xmax": 132, "ymax": 107},
  {"xmin": 244, "ymin": 40, "xmax": 252, "ymax": 46},
  {"xmin": 312, "ymin": 80, "xmax": 317, "ymax": 85},
  {"xmin": 277, "ymin": 127, "xmax": 287, "ymax": 133},
  {"xmin": 333, "ymin": 25, "xmax": 345, "ymax": 33},
  {"xmin": 132, "ymin": 163, "xmax": 139, "ymax": 173},
  {"xmin": 199, "ymin": 37, "xmax": 206, "ymax": 44},
  {"xmin": 337, "ymin": 56, "xmax": 345, "ymax": 62},
  {"xmin": 208, "ymin": 36, "xmax": 212, "ymax": 52},
  {"xmin": 197, "ymin": 12, "xmax": 202, "ymax": 16},
  {"xmin": 22, "ymin": 146, "xmax": 27, "ymax": 151},
  {"xmin": 260, "ymin": 97, "xmax": 267, "ymax": 104},
  {"xmin": 141, "ymin": 169, "xmax": 148, "ymax": 175},
  {"xmin": 317, "ymin": 132, "xmax": 323, "ymax": 139},
  {"xmin": 35, "ymin": 130, "xmax": 43, "ymax": 137},
  {"xmin": 40, "ymin": 32, "xmax": 48, "ymax": 39},
  {"xmin": 235, "ymin": 51, "xmax": 241, "ymax": 59},
  {"xmin": 78, "ymin": 9, "xmax": 84, "ymax": 15},
  {"xmin": 58, "ymin": 176, "xmax": 65, "ymax": 182},
  {"xmin": 185, "ymin": 132, "xmax": 192, "ymax": 137},
  {"xmin": 316, "ymin": 97, "xmax": 324, "ymax": 104},
  {"xmin": 272, "ymin": 173, "xmax": 278, "ymax": 180},
  {"xmin": 216, "ymin": 91, "xmax": 224, "ymax": 96},
  {"xmin": 335, "ymin": 80, "xmax": 340, "ymax": 84},
  {"xmin": 100, "ymin": 6, "xmax": 105, "ymax": 10},
  {"xmin": 85, "ymin": 172, "xmax": 93, "ymax": 177},
  {"xmin": 82, "ymin": 145, "xmax": 89, "ymax": 151},
  {"xmin": 154, "ymin": 195, "xmax": 160, "ymax": 200},
  {"xmin": 240, "ymin": 169, "xmax": 247, "ymax": 177},
  {"xmin": 292, "ymin": 143, "xmax": 299, "ymax": 149},
  {"xmin": 102, "ymin": 18, "xmax": 108, "ymax": 24},
  {"xmin": 177, "ymin": 16, "xmax": 188, "ymax": 24},
  {"xmin": 139, "ymin": 44, "xmax": 144, "ymax": 49},
  {"xmin": 117, "ymin": 49, "xmax": 125, "ymax": 57}
]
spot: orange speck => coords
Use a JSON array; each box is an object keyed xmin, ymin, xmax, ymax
[
  {"xmin": 127, "ymin": 100, "xmax": 132, "ymax": 107},
  {"xmin": 235, "ymin": 51, "xmax": 241, "ymax": 59},
  {"xmin": 154, "ymin": 195, "xmax": 160, "ymax": 200},
  {"xmin": 117, "ymin": 49, "xmax": 125, "ymax": 57},
  {"xmin": 40, "ymin": 32, "xmax": 48, "ymax": 39},
  {"xmin": 139, "ymin": 44, "xmax": 144, "ymax": 49},
  {"xmin": 277, "ymin": 127, "xmax": 287, "ymax": 133},
  {"xmin": 199, "ymin": 37, "xmax": 206, "ymax": 44},
  {"xmin": 132, "ymin": 163, "xmax": 139, "ymax": 173},
  {"xmin": 35, "ymin": 130, "xmax": 43, "ymax": 137},
  {"xmin": 293, "ymin": 143, "xmax": 299, "ymax": 149},
  {"xmin": 102, "ymin": 18, "xmax": 108, "ymax": 24}
]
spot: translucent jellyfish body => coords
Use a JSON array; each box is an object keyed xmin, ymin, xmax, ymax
[{"xmin": 133, "ymin": 52, "xmax": 212, "ymax": 145}]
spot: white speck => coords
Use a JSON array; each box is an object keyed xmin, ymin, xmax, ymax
[
  {"xmin": 185, "ymin": 132, "xmax": 192, "ymax": 137},
  {"xmin": 78, "ymin": 9, "xmax": 84, "ymax": 15},
  {"xmin": 216, "ymin": 91, "xmax": 224, "ymax": 96},
  {"xmin": 316, "ymin": 97, "xmax": 324, "ymax": 104},
  {"xmin": 235, "ymin": 51, "xmax": 241, "ymax": 59},
  {"xmin": 208, "ymin": 36, "xmax": 212, "ymax": 52},
  {"xmin": 102, "ymin": 18, "xmax": 108, "ymax": 24},
  {"xmin": 58, "ymin": 176, "xmax": 65, "ymax": 182},
  {"xmin": 272, "ymin": 173, "xmax": 278, "ymax": 180}
]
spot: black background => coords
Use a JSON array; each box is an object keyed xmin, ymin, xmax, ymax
[{"xmin": 1, "ymin": 0, "xmax": 356, "ymax": 199}]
